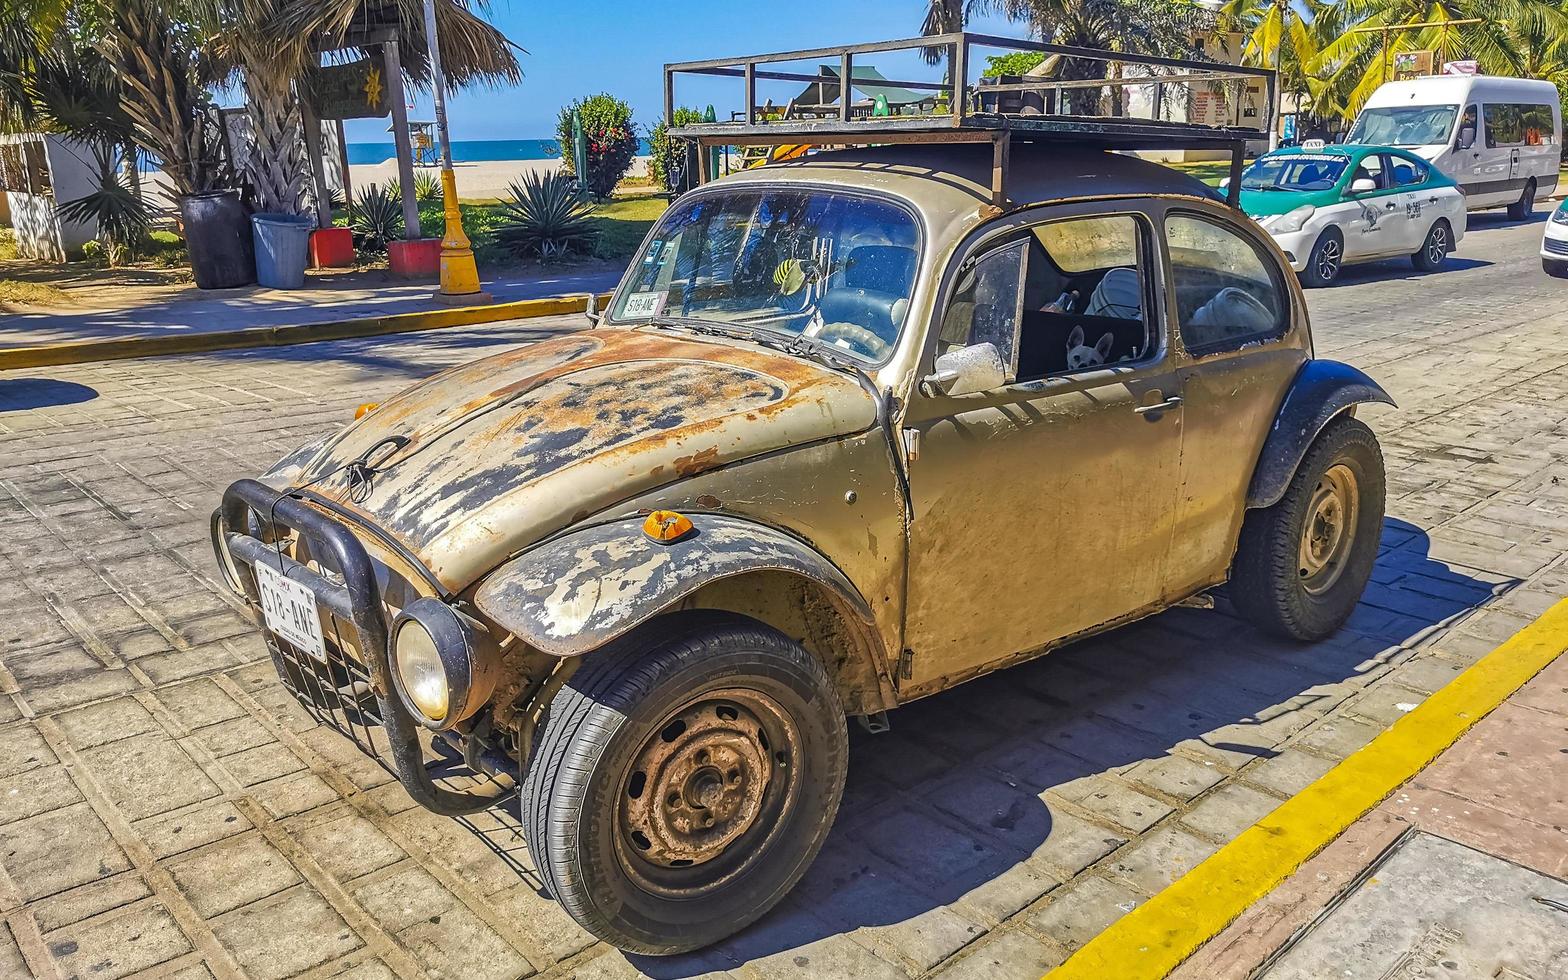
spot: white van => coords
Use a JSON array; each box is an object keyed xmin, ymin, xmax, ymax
[{"xmin": 1346, "ymin": 75, "xmax": 1562, "ymax": 218}]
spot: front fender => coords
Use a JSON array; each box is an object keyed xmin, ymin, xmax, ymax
[
  {"xmin": 473, "ymin": 514, "xmax": 877, "ymax": 658},
  {"xmin": 1247, "ymin": 359, "xmax": 1395, "ymax": 509}
]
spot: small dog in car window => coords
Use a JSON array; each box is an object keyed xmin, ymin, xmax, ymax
[{"xmin": 1066, "ymin": 325, "xmax": 1115, "ymax": 370}]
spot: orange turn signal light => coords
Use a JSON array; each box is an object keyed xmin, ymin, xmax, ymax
[
  {"xmin": 642, "ymin": 510, "xmax": 695, "ymax": 544},
  {"xmin": 354, "ymin": 402, "xmax": 380, "ymax": 420}
]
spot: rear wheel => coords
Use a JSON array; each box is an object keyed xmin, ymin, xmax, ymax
[
  {"xmin": 1300, "ymin": 229, "xmax": 1343, "ymax": 287},
  {"xmin": 520, "ymin": 613, "xmax": 847, "ymax": 955},
  {"xmin": 1231, "ymin": 417, "xmax": 1385, "ymax": 641},
  {"xmin": 1410, "ymin": 219, "xmax": 1451, "ymax": 271},
  {"xmin": 1508, "ymin": 178, "xmax": 1537, "ymax": 221}
]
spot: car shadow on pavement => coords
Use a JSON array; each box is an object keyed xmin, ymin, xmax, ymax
[
  {"xmin": 211, "ymin": 321, "xmax": 582, "ymax": 381},
  {"xmin": 0, "ymin": 377, "xmax": 99, "ymax": 412},
  {"xmin": 1325, "ymin": 256, "xmax": 1492, "ymax": 288},
  {"xmin": 616, "ymin": 517, "xmax": 1513, "ymax": 977}
]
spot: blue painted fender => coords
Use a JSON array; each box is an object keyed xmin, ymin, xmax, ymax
[{"xmin": 1246, "ymin": 360, "xmax": 1395, "ymax": 509}]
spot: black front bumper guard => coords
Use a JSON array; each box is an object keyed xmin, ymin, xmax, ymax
[{"xmin": 217, "ymin": 478, "xmax": 509, "ymax": 815}]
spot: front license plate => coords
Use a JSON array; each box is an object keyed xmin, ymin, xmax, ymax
[{"xmin": 254, "ymin": 560, "xmax": 327, "ymax": 658}]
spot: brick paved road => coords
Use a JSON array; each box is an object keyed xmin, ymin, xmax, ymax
[{"xmin": 1, "ymin": 212, "xmax": 1565, "ymax": 980}]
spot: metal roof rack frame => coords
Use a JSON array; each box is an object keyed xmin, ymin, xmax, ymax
[{"xmin": 664, "ymin": 32, "xmax": 1277, "ymax": 209}]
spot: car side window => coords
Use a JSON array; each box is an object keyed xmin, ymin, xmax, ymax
[
  {"xmin": 1353, "ymin": 154, "xmax": 1386, "ymax": 190},
  {"xmin": 1392, "ymin": 156, "xmax": 1426, "ymax": 187},
  {"xmin": 1166, "ymin": 214, "xmax": 1287, "ymax": 354},
  {"xmin": 939, "ymin": 214, "xmax": 1153, "ymax": 383},
  {"xmin": 938, "ymin": 240, "xmax": 1027, "ymax": 380}
]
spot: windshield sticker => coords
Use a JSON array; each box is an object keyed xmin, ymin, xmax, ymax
[{"xmin": 622, "ymin": 291, "xmax": 667, "ymax": 319}]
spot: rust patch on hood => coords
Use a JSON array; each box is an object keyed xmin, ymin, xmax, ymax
[{"xmin": 272, "ymin": 328, "xmax": 878, "ymax": 590}]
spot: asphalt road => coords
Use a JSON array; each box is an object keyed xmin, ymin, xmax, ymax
[{"xmin": 0, "ymin": 211, "xmax": 1564, "ymax": 980}]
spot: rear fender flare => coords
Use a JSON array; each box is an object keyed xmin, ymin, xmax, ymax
[
  {"xmin": 474, "ymin": 514, "xmax": 887, "ymax": 671},
  {"xmin": 1246, "ymin": 359, "xmax": 1395, "ymax": 510}
]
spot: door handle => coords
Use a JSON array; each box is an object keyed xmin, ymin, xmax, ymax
[
  {"xmin": 1134, "ymin": 395, "xmax": 1182, "ymax": 415},
  {"xmin": 1385, "ymin": 202, "xmax": 1397, "ymax": 210}
]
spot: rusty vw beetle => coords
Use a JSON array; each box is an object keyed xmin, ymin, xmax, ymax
[{"xmin": 214, "ymin": 141, "xmax": 1391, "ymax": 953}]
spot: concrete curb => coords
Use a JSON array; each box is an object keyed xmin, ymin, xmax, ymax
[{"xmin": 0, "ymin": 291, "xmax": 613, "ymax": 371}]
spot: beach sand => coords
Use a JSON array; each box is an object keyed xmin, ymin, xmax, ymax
[{"xmin": 348, "ymin": 156, "xmax": 651, "ymax": 201}]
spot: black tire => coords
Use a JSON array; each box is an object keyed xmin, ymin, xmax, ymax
[
  {"xmin": 520, "ymin": 612, "xmax": 848, "ymax": 955},
  {"xmin": 1231, "ymin": 416, "xmax": 1386, "ymax": 642},
  {"xmin": 1508, "ymin": 179, "xmax": 1537, "ymax": 221},
  {"xmin": 1300, "ymin": 229, "xmax": 1343, "ymax": 287},
  {"xmin": 1543, "ymin": 257, "xmax": 1568, "ymax": 279},
  {"xmin": 1410, "ymin": 219, "xmax": 1452, "ymax": 271}
]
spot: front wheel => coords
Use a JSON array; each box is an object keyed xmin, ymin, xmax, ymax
[
  {"xmin": 1508, "ymin": 179, "xmax": 1537, "ymax": 221},
  {"xmin": 1300, "ymin": 229, "xmax": 1343, "ymax": 287},
  {"xmin": 1231, "ymin": 417, "xmax": 1386, "ymax": 641},
  {"xmin": 1410, "ymin": 219, "xmax": 1452, "ymax": 271},
  {"xmin": 520, "ymin": 613, "xmax": 848, "ymax": 954},
  {"xmin": 1543, "ymin": 257, "xmax": 1568, "ymax": 279}
]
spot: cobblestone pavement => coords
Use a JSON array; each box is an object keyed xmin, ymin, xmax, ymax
[{"xmin": 1, "ymin": 213, "xmax": 1565, "ymax": 980}]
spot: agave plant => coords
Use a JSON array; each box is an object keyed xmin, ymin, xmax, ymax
[
  {"xmin": 414, "ymin": 171, "xmax": 441, "ymax": 203},
  {"xmin": 494, "ymin": 170, "xmax": 597, "ymax": 260},
  {"xmin": 349, "ymin": 182, "xmax": 404, "ymax": 253}
]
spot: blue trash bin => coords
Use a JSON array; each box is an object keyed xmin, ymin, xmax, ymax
[{"xmin": 251, "ymin": 213, "xmax": 314, "ymax": 289}]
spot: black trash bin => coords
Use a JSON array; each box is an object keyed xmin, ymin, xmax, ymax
[{"xmin": 180, "ymin": 190, "xmax": 256, "ymax": 289}]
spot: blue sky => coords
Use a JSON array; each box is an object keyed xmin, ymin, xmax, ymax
[{"xmin": 342, "ymin": 1, "xmax": 1027, "ymax": 143}]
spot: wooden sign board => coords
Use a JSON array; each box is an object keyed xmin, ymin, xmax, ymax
[
  {"xmin": 1393, "ymin": 50, "xmax": 1434, "ymax": 80},
  {"xmin": 308, "ymin": 59, "xmax": 390, "ymax": 120}
]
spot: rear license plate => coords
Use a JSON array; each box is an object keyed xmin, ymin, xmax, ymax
[{"xmin": 254, "ymin": 560, "xmax": 327, "ymax": 658}]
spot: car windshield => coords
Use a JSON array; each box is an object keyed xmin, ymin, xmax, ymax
[
  {"xmin": 1242, "ymin": 155, "xmax": 1350, "ymax": 192},
  {"xmin": 610, "ymin": 187, "xmax": 921, "ymax": 362},
  {"xmin": 1346, "ymin": 105, "xmax": 1459, "ymax": 146}
]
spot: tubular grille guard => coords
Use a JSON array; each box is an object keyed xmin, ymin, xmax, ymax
[{"xmin": 218, "ymin": 478, "xmax": 509, "ymax": 815}]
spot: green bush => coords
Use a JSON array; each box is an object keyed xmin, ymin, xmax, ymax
[
  {"xmin": 556, "ymin": 93, "xmax": 640, "ymax": 200},
  {"xmin": 982, "ymin": 52, "xmax": 1047, "ymax": 77},
  {"xmin": 349, "ymin": 182, "xmax": 404, "ymax": 253},
  {"xmin": 495, "ymin": 170, "xmax": 598, "ymax": 260},
  {"xmin": 414, "ymin": 171, "xmax": 441, "ymax": 203},
  {"xmin": 649, "ymin": 106, "xmax": 703, "ymax": 193}
]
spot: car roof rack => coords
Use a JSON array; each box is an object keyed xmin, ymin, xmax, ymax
[{"xmin": 664, "ymin": 33, "xmax": 1277, "ymax": 208}]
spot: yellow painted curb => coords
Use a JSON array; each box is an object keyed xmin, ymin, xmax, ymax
[
  {"xmin": 1048, "ymin": 596, "xmax": 1568, "ymax": 980},
  {"xmin": 0, "ymin": 291, "xmax": 613, "ymax": 371}
]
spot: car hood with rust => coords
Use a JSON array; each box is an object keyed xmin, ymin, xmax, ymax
[{"xmin": 266, "ymin": 328, "xmax": 879, "ymax": 591}]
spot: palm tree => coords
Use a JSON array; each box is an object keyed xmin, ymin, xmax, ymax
[
  {"xmin": 1307, "ymin": 0, "xmax": 1568, "ymax": 119},
  {"xmin": 203, "ymin": 0, "xmax": 521, "ymax": 216},
  {"xmin": 920, "ymin": 0, "xmax": 1214, "ymax": 113},
  {"xmin": 1218, "ymin": 0, "xmax": 1321, "ymax": 107}
]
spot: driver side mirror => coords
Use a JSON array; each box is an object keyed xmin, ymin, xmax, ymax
[
  {"xmin": 923, "ymin": 343, "xmax": 1007, "ymax": 397},
  {"xmin": 1456, "ymin": 125, "xmax": 1476, "ymax": 151},
  {"xmin": 1218, "ymin": 177, "xmax": 1231, "ymax": 192},
  {"xmin": 1350, "ymin": 177, "xmax": 1377, "ymax": 194}
]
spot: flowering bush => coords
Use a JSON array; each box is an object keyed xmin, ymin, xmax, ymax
[{"xmin": 556, "ymin": 94, "xmax": 640, "ymax": 200}]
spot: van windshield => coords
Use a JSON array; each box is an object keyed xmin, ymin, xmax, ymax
[
  {"xmin": 610, "ymin": 188, "xmax": 920, "ymax": 362},
  {"xmin": 1242, "ymin": 155, "xmax": 1350, "ymax": 191},
  {"xmin": 1346, "ymin": 105, "xmax": 1459, "ymax": 147}
]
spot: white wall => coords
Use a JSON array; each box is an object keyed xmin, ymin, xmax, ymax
[{"xmin": 1, "ymin": 134, "xmax": 101, "ymax": 260}]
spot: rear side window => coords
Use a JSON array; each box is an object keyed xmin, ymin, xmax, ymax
[
  {"xmin": 1166, "ymin": 215, "xmax": 1286, "ymax": 354},
  {"xmin": 1485, "ymin": 103, "xmax": 1558, "ymax": 147},
  {"xmin": 1391, "ymin": 156, "xmax": 1427, "ymax": 187}
]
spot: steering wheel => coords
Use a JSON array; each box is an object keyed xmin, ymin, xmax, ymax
[{"xmin": 814, "ymin": 321, "xmax": 892, "ymax": 359}]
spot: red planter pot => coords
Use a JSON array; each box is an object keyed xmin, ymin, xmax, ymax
[
  {"xmin": 388, "ymin": 238, "xmax": 442, "ymax": 279},
  {"xmin": 309, "ymin": 227, "xmax": 355, "ymax": 268}
]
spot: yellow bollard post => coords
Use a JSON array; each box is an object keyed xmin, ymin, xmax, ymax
[{"xmin": 436, "ymin": 167, "xmax": 485, "ymax": 300}]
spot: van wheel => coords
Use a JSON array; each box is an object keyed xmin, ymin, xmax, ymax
[
  {"xmin": 520, "ymin": 613, "xmax": 847, "ymax": 954},
  {"xmin": 1544, "ymin": 257, "xmax": 1568, "ymax": 279},
  {"xmin": 1231, "ymin": 417, "xmax": 1385, "ymax": 642},
  {"xmin": 1410, "ymin": 220, "xmax": 1451, "ymax": 271},
  {"xmin": 1301, "ymin": 229, "xmax": 1343, "ymax": 287},
  {"xmin": 1508, "ymin": 179, "xmax": 1537, "ymax": 221}
]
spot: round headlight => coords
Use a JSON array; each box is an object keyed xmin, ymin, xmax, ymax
[
  {"xmin": 389, "ymin": 598, "xmax": 502, "ymax": 731},
  {"xmin": 394, "ymin": 620, "xmax": 449, "ymax": 721}
]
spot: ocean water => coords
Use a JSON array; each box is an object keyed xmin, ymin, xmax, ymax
[{"xmin": 347, "ymin": 138, "xmax": 654, "ymax": 165}]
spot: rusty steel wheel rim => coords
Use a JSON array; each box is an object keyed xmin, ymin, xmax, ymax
[
  {"xmin": 1299, "ymin": 463, "xmax": 1359, "ymax": 596},
  {"xmin": 616, "ymin": 688, "xmax": 800, "ymax": 898}
]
